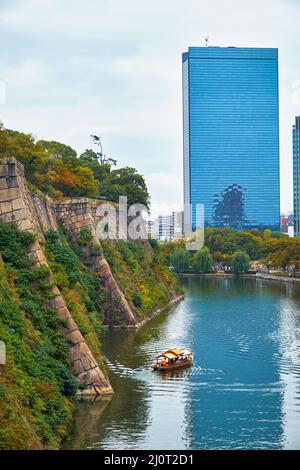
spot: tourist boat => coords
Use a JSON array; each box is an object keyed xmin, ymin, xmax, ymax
[{"xmin": 152, "ymin": 348, "xmax": 193, "ymax": 371}]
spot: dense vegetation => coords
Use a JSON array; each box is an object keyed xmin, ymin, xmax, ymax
[
  {"xmin": 0, "ymin": 223, "xmax": 76, "ymax": 449},
  {"xmin": 0, "ymin": 122, "xmax": 150, "ymax": 208},
  {"xmin": 101, "ymin": 239, "xmax": 182, "ymax": 319},
  {"xmin": 163, "ymin": 227, "xmax": 300, "ymax": 273}
]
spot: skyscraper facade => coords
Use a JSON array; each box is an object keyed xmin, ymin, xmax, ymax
[
  {"xmin": 293, "ymin": 116, "xmax": 300, "ymax": 237},
  {"xmin": 182, "ymin": 47, "xmax": 280, "ymax": 231}
]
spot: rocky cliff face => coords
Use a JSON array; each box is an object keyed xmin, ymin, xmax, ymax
[
  {"xmin": 0, "ymin": 158, "xmax": 117, "ymax": 396},
  {"xmin": 0, "ymin": 157, "xmax": 181, "ymax": 396}
]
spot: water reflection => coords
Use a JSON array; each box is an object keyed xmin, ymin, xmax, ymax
[
  {"xmin": 64, "ymin": 278, "xmax": 300, "ymax": 450},
  {"xmin": 278, "ymin": 294, "xmax": 300, "ymax": 449}
]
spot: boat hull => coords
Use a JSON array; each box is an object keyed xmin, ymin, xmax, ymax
[{"xmin": 152, "ymin": 358, "xmax": 193, "ymax": 371}]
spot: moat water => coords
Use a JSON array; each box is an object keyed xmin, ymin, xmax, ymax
[{"xmin": 64, "ymin": 277, "xmax": 300, "ymax": 450}]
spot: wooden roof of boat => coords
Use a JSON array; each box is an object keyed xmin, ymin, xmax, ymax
[{"xmin": 156, "ymin": 348, "xmax": 192, "ymax": 359}]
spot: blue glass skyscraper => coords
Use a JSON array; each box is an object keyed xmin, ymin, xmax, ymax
[
  {"xmin": 293, "ymin": 116, "xmax": 300, "ymax": 237},
  {"xmin": 182, "ymin": 47, "xmax": 280, "ymax": 231}
]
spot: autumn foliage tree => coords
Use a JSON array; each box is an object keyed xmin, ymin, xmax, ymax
[{"xmin": 0, "ymin": 123, "xmax": 149, "ymax": 206}]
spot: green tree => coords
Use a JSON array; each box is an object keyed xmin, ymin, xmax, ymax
[
  {"xmin": 101, "ymin": 167, "xmax": 150, "ymax": 209},
  {"xmin": 79, "ymin": 149, "xmax": 99, "ymax": 162},
  {"xmin": 231, "ymin": 250, "xmax": 250, "ymax": 275},
  {"xmin": 38, "ymin": 140, "xmax": 77, "ymax": 161},
  {"xmin": 192, "ymin": 247, "xmax": 213, "ymax": 273},
  {"xmin": 170, "ymin": 249, "xmax": 190, "ymax": 273},
  {"xmin": 263, "ymin": 229, "xmax": 272, "ymax": 239},
  {"xmin": 264, "ymin": 238, "xmax": 300, "ymax": 269}
]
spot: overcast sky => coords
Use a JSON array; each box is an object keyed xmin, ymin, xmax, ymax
[{"xmin": 0, "ymin": 0, "xmax": 299, "ymax": 218}]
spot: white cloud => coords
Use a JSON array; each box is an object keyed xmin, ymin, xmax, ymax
[{"xmin": 145, "ymin": 172, "xmax": 182, "ymax": 219}]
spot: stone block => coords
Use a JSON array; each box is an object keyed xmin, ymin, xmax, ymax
[
  {"xmin": 0, "ymin": 201, "xmax": 12, "ymax": 214},
  {"xmin": 0, "ymin": 187, "xmax": 20, "ymax": 201},
  {"xmin": 56, "ymin": 306, "xmax": 72, "ymax": 320},
  {"xmin": 72, "ymin": 359, "xmax": 85, "ymax": 375},
  {"xmin": 12, "ymin": 198, "xmax": 26, "ymax": 211},
  {"xmin": 36, "ymin": 249, "xmax": 46, "ymax": 262},
  {"xmin": 0, "ymin": 212, "xmax": 13, "ymax": 223},
  {"xmin": 17, "ymin": 219, "xmax": 32, "ymax": 231},
  {"xmin": 66, "ymin": 329, "xmax": 84, "ymax": 345},
  {"xmin": 0, "ymin": 165, "xmax": 9, "ymax": 177},
  {"xmin": 36, "ymin": 259, "xmax": 48, "ymax": 267},
  {"xmin": 27, "ymin": 249, "xmax": 46, "ymax": 263},
  {"xmin": 11, "ymin": 208, "xmax": 27, "ymax": 222},
  {"xmin": 0, "ymin": 178, "xmax": 8, "ymax": 190},
  {"xmin": 1, "ymin": 209, "xmax": 27, "ymax": 223},
  {"xmin": 62, "ymin": 316, "xmax": 78, "ymax": 333},
  {"xmin": 81, "ymin": 355, "xmax": 97, "ymax": 371},
  {"xmin": 50, "ymin": 285, "xmax": 61, "ymax": 297},
  {"xmin": 48, "ymin": 295, "xmax": 66, "ymax": 310},
  {"xmin": 7, "ymin": 163, "xmax": 17, "ymax": 176},
  {"xmin": 77, "ymin": 367, "xmax": 102, "ymax": 386},
  {"xmin": 26, "ymin": 240, "xmax": 41, "ymax": 254},
  {"xmin": 7, "ymin": 177, "xmax": 19, "ymax": 188},
  {"xmin": 70, "ymin": 341, "xmax": 91, "ymax": 362}
]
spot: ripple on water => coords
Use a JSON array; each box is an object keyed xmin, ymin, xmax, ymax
[{"xmin": 66, "ymin": 278, "xmax": 300, "ymax": 450}]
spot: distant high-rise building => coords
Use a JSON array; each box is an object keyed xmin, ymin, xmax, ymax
[
  {"xmin": 146, "ymin": 220, "xmax": 156, "ymax": 239},
  {"xmin": 148, "ymin": 211, "xmax": 184, "ymax": 241},
  {"xmin": 182, "ymin": 47, "xmax": 280, "ymax": 231},
  {"xmin": 280, "ymin": 213, "xmax": 294, "ymax": 237},
  {"xmin": 293, "ymin": 117, "xmax": 300, "ymax": 237},
  {"xmin": 156, "ymin": 215, "xmax": 174, "ymax": 241},
  {"xmin": 172, "ymin": 211, "xmax": 184, "ymax": 239}
]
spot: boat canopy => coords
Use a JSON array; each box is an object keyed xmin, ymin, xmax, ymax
[{"xmin": 156, "ymin": 348, "xmax": 192, "ymax": 359}]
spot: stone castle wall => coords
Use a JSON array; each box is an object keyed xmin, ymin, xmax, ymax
[
  {"xmin": 0, "ymin": 158, "xmax": 114, "ymax": 396},
  {"xmin": 54, "ymin": 199, "xmax": 138, "ymax": 326}
]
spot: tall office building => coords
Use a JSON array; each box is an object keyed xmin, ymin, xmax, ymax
[
  {"xmin": 182, "ymin": 47, "xmax": 280, "ymax": 231},
  {"xmin": 293, "ymin": 116, "xmax": 300, "ymax": 236},
  {"xmin": 172, "ymin": 211, "xmax": 184, "ymax": 239},
  {"xmin": 156, "ymin": 215, "xmax": 174, "ymax": 241}
]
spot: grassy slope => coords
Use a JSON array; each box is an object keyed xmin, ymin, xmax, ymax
[{"xmin": 101, "ymin": 239, "xmax": 182, "ymax": 319}]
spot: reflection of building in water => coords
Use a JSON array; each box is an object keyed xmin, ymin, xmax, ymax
[
  {"xmin": 213, "ymin": 184, "xmax": 246, "ymax": 229},
  {"xmin": 186, "ymin": 277, "xmax": 285, "ymax": 449},
  {"xmin": 278, "ymin": 289, "xmax": 300, "ymax": 449},
  {"xmin": 293, "ymin": 117, "xmax": 300, "ymax": 237}
]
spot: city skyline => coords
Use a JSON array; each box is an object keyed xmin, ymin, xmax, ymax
[{"xmin": 0, "ymin": 0, "xmax": 299, "ymax": 218}]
